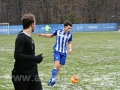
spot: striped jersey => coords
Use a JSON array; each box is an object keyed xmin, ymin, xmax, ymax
[{"xmin": 53, "ymin": 29, "xmax": 72, "ymax": 53}]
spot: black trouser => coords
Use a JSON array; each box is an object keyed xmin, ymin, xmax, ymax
[{"xmin": 12, "ymin": 68, "xmax": 43, "ymax": 90}]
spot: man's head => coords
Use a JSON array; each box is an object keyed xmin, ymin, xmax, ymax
[
  {"xmin": 21, "ymin": 13, "xmax": 36, "ymax": 32},
  {"xmin": 64, "ymin": 22, "xmax": 72, "ymax": 32}
]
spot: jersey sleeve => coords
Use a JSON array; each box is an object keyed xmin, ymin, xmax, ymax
[
  {"xmin": 68, "ymin": 34, "xmax": 72, "ymax": 42},
  {"xmin": 52, "ymin": 30, "xmax": 57, "ymax": 36}
]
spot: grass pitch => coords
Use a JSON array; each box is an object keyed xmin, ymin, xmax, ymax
[{"xmin": 0, "ymin": 32, "xmax": 120, "ymax": 90}]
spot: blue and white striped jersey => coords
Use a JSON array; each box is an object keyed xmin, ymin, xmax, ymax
[{"xmin": 53, "ymin": 29, "xmax": 72, "ymax": 53}]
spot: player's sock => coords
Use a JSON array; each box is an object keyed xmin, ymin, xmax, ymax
[
  {"xmin": 51, "ymin": 68, "xmax": 57, "ymax": 79},
  {"xmin": 48, "ymin": 69, "xmax": 57, "ymax": 86}
]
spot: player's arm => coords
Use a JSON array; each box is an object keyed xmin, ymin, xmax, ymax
[
  {"xmin": 68, "ymin": 34, "xmax": 72, "ymax": 54},
  {"xmin": 14, "ymin": 36, "xmax": 43, "ymax": 63},
  {"xmin": 38, "ymin": 33, "xmax": 54, "ymax": 38},
  {"xmin": 68, "ymin": 42, "xmax": 72, "ymax": 54}
]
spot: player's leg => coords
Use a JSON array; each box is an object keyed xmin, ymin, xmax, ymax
[
  {"xmin": 48, "ymin": 52, "xmax": 67, "ymax": 86},
  {"xmin": 58, "ymin": 53, "xmax": 67, "ymax": 75},
  {"xmin": 53, "ymin": 53, "xmax": 67, "ymax": 76},
  {"xmin": 60, "ymin": 53, "xmax": 67, "ymax": 66},
  {"xmin": 46, "ymin": 30, "xmax": 48, "ymax": 34},
  {"xmin": 56, "ymin": 63, "xmax": 62, "ymax": 76},
  {"xmin": 28, "ymin": 75, "xmax": 43, "ymax": 90},
  {"xmin": 53, "ymin": 60, "xmax": 63, "ymax": 77},
  {"xmin": 48, "ymin": 51, "xmax": 60, "ymax": 86},
  {"xmin": 52, "ymin": 60, "xmax": 60, "ymax": 77},
  {"xmin": 48, "ymin": 60, "xmax": 60, "ymax": 86},
  {"xmin": 12, "ymin": 70, "xmax": 29, "ymax": 90}
]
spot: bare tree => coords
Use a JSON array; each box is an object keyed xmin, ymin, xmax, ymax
[{"xmin": 0, "ymin": 0, "xmax": 119, "ymax": 25}]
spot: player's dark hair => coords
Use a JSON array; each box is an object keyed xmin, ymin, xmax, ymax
[
  {"xmin": 64, "ymin": 22, "xmax": 72, "ymax": 27},
  {"xmin": 21, "ymin": 14, "xmax": 35, "ymax": 29}
]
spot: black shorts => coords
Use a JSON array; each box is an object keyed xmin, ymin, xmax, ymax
[{"xmin": 12, "ymin": 68, "xmax": 43, "ymax": 90}]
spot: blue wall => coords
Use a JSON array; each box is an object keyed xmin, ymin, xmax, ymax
[
  {"xmin": 0, "ymin": 23, "xmax": 118, "ymax": 35},
  {"xmin": 73, "ymin": 23, "xmax": 118, "ymax": 32}
]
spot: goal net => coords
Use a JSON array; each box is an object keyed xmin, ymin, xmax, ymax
[{"xmin": 0, "ymin": 23, "xmax": 9, "ymax": 35}]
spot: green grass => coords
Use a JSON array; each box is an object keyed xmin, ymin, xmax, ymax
[{"xmin": 0, "ymin": 32, "xmax": 120, "ymax": 90}]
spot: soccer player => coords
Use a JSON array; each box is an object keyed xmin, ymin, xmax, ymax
[
  {"xmin": 12, "ymin": 14, "xmax": 43, "ymax": 90},
  {"xmin": 38, "ymin": 22, "xmax": 72, "ymax": 86},
  {"xmin": 45, "ymin": 24, "xmax": 50, "ymax": 34}
]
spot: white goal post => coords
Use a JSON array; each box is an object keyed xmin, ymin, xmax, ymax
[{"xmin": 0, "ymin": 23, "xmax": 9, "ymax": 35}]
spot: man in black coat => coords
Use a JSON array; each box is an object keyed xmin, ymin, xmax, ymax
[{"xmin": 12, "ymin": 13, "xmax": 43, "ymax": 90}]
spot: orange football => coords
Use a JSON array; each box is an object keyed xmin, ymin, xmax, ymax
[{"xmin": 70, "ymin": 75, "xmax": 79, "ymax": 84}]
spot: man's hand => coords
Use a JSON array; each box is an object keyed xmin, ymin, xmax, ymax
[
  {"xmin": 68, "ymin": 48, "xmax": 72, "ymax": 54},
  {"xmin": 36, "ymin": 54, "xmax": 43, "ymax": 63}
]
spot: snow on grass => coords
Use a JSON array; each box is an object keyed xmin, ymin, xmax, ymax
[{"xmin": 0, "ymin": 33, "xmax": 120, "ymax": 90}]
